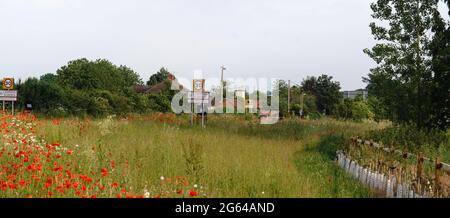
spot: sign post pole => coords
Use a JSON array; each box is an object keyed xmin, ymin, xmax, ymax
[
  {"xmin": 2, "ymin": 100, "xmax": 4, "ymax": 112},
  {"xmin": 191, "ymin": 99, "xmax": 194, "ymax": 126},
  {"xmin": 201, "ymin": 93, "xmax": 204, "ymax": 128},
  {"xmin": 191, "ymin": 79, "xmax": 207, "ymax": 128},
  {"xmin": 12, "ymin": 101, "xmax": 14, "ymax": 116}
]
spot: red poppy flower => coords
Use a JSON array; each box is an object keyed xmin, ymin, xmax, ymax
[
  {"xmin": 19, "ymin": 179, "xmax": 26, "ymax": 186},
  {"xmin": 101, "ymin": 168, "xmax": 108, "ymax": 177},
  {"xmin": 189, "ymin": 190, "xmax": 198, "ymax": 197},
  {"xmin": 111, "ymin": 182, "xmax": 119, "ymax": 188}
]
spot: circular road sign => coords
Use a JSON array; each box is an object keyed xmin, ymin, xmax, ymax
[{"xmin": 3, "ymin": 78, "xmax": 14, "ymax": 90}]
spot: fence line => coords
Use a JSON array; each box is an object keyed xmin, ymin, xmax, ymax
[
  {"xmin": 335, "ymin": 137, "xmax": 450, "ymax": 198},
  {"xmin": 353, "ymin": 138, "xmax": 450, "ymax": 173},
  {"xmin": 336, "ymin": 150, "xmax": 432, "ymax": 198}
]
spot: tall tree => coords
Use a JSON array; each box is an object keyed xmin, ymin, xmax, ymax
[
  {"xmin": 147, "ymin": 67, "xmax": 171, "ymax": 86},
  {"xmin": 56, "ymin": 58, "xmax": 142, "ymax": 93},
  {"xmin": 18, "ymin": 78, "xmax": 67, "ymax": 114},
  {"xmin": 301, "ymin": 75, "xmax": 341, "ymax": 115},
  {"xmin": 364, "ymin": 0, "xmax": 445, "ymax": 128},
  {"xmin": 429, "ymin": 0, "xmax": 450, "ymax": 129}
]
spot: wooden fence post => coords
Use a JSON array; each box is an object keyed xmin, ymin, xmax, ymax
[
  {"xmin": 435, "ymin": 158, "xmax": 443, "ymax": 198},
  {"xmin": 416, "ymin": 154, "xmax": 424, "ymax": 194}
]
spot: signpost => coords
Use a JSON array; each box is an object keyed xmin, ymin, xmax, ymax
[
  {"xmin": 188, "ymin": 92, "xmax": 209, "ymax": 104},
  {"xmin": 1, "ymin": 78, "xmax": 17, "ymax": 115},
  {"xmin": 191, "ymin": 79, "xmax": 206, "ymax": 128},
  {"xmin": 0, "ymin": 90, "xmax": 18, "ymax": 101}
]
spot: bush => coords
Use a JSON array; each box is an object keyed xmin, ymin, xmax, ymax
[
  {"xmin": 351, "ymin": 101, "xmax": 373, "ymax": 121},
  {"xmin": 17, "ymin": 78, "xmax": 68, "ymax": 114},
  {"xmin": 366, "ymin": 124, "xmax": 449, "ymax": 149},
  {"xmin": 308, "ymin": 112, "xmax": 322, "ymax": 120},
  {"xmin": 334, "ymin": 99, "xmax": 374, "ymax": 121},
  {"xmin": 147, "ymin": 94, "xmax": 172, "ymax": 112},
  {"xmin": 94, "ymin": 90, "xmax": 131, "ymax": 115}
]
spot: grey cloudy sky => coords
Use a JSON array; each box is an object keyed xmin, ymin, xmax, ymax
[{"xmin": 1, "ymin": 0, "xmax": 449, "ymax": 90}]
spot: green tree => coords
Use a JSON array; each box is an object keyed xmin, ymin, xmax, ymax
[
  {"xmin": 18, "ymin": 78, "xmax": 67, "ymax": 115},
  {"xmin": 351, "ymin": 101, "xmax": 374, "ymax": 121},
  {"xmin": 367, "ymin": 96, "xmax": 388, "ymax": 122},
  {"xmin": 40, "ymin": 73, "xmax": 58, "ymax": 83},
  {"xmin": 364, "ymin": 0, "xmax": 445, "ymax": 129},
  {"xmin": 276, "ymin": 80, "xmax": 289, "ymax": 117},
  {"xmin": 301, "ymin": 75, "xmax": 342, "ymax": 115},
  {"xmin": 147, "ymin": 93, "xmax": 172, "ymax": 112},
  {"xmin": 290, "ymin": 85, "xmax": 317, "ymax": 116},
  {"xmin": 335, "ymin": 99, "xmax": 354, "ymax": 120},
  {"xmin": 335, "ymin": 97, "xmax": 374, "ymax": 121},
  {"xmin": 56, "ymin": 58, "xmax": 142, "ymax": 93},
  {"xmin": 429, "ymin": 0, "xmax": 450, "ymax": 129},
  {"xmin": 118, "ymin": 65, "xmax": 143, "ymax": 87},
  {"xmin": 147, "ymin": 67, "xmax": 171, "ymax": 86}
]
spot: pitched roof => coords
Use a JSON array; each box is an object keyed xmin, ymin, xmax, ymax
[{"xmin": 133, "ymin": 79, "xmax": 188, "ymax": 94}]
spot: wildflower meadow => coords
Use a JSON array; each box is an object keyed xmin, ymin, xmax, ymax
[{"xmin": 0, "ymin": 112, "xmax": 381, "ymax": 198}]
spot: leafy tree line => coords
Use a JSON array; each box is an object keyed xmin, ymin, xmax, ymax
[
  {"xmin": 17, "ymin": 58, "xmax": 368, "ymax": 120},
  {"xmin": 16, "ymin": 59, "xmax": 175, "ymax": 117},
  {"xmin": 276, "ymin": 75, "xmax": 374, "ymax": 121}
]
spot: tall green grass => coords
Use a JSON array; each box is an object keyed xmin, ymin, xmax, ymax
[
  {"xmin": 38, "ymin": 115, "xmax": 378, "ymax": 198},
  {"xmin": 365, "ymin": 124, "xmax": 450, "ymax": 163}
]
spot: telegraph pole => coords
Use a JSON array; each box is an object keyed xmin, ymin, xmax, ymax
[
  {"xmin": 220, "ymin": 66, "xmax": 226, "ymax": 87},
  {"xmin": 220, "ymin": 66, "xmax": 226, "ymax": 111}
]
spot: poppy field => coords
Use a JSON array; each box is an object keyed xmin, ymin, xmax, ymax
[{"xmin": 1, "ymin": 112, "xmax": 382, "ymax": 198}]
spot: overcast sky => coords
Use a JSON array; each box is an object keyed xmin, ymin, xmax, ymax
[{"xmin": 1, "ymin": 0, "xmax": 449, "ymax": 90}]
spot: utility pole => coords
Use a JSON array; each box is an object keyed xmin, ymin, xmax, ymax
[
  {"xmin": 220, "ymin": 66, "xmax": 226, "ymax": 112},
  {"xmin": 220, "ymin": 66, "xmax": 226, "ymax": 87},
  {"xmin": 288, "ymin": 80, "xmax": 291, "ymax": 116}
]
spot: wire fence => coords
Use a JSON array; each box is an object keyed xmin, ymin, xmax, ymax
[{"xmin": 336, "ymin": 138, "xmax": 450, "ymax": 198}]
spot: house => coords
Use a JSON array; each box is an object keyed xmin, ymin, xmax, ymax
[
  {"xmin": 133, "ymin": 73, "xmax": 188, "ymax": 94},
  {"xmin": 341, "ymin": 89, "xmax": 368, "ymax": 100}
]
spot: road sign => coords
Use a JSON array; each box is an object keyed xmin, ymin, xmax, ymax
[
  {"xmin": 190, "ymin": 79, "xmax": 207, "ymax": 128},
  {"xmin": 188, "ymin": 91, "xmax": 209, "ymax": 104},
  {"xmin": 192, "ymin": 79, "xmax": 205, "ymax": 92},
  {"xmin": 2, "ymin": 78, "xmax": 14, "ymax": 90},
  {"xmin": 0, "ymin": 90, "xmax": 18, "ymax": 101}
]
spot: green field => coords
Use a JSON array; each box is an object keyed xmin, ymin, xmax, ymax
[{"xmin": 33, "ymin": 114, "xmax": 386, "ymax": 198}]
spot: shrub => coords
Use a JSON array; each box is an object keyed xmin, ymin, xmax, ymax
[
  {"xmin": 351, "ymin": 101, "xmax": 373, "ymax": 121},
  {"xmin": 308, "ymin": 112, "xmax": 322, "ymax": 120},
  {"xmin": 366, "ymin": 124, "xmax": 449, "ymax": 150}
]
